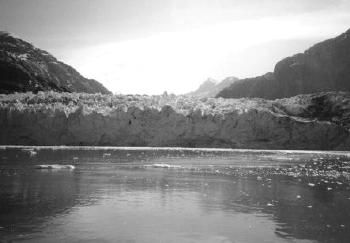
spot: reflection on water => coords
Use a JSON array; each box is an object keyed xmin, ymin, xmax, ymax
[{"xmin": 0, "ymin": 147, "xmax": 350, "ymax": 242}]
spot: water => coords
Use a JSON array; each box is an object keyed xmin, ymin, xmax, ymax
[{"xmin": 0, "ymin": 146, "xmax": 350, "ymax": 243}]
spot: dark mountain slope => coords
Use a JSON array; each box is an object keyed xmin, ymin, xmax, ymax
[
  {"xmin": 218, "ymin": 28, "xmax": 350, "ymax": 99},
  {"xmin": 0, "ymin": 32, "xmax": 111, "ymax": 94}
]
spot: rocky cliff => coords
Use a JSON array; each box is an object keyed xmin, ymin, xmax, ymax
[
  {"xmin": 0, "ymin": 32, "xmax": 111, "ymax": 94},
  {"xmin": 217, "ymin": 28, "xmax": 350, "ymax": 99},
  {"xmin": 0, "ymin": 91, "xmax": 349, "ymax": 150}
]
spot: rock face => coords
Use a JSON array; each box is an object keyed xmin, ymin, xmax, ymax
[
  {"xmin": 0, "ymin": 32, "xmax": 111, "ymax": 94},
  {"xmin": 0, "ymin": 91, "xmax": 349, "ymax": 150},
  {"xmin": 188, "ymin": 77, "xmax": 239, "ymax": 97},
  {"xmin": 218, "ymin": 28, "xmax": 350, "ymax": 99}
]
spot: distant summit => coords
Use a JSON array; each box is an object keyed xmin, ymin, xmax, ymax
[
  {"xmin": 217, "ymin": 28, "xmax": 350, "ymax": 99},
  {"xmin": 188, "ymin": 77, "xmax": 238, "ymax": 97},
  {"xmin": 0, "ymin": 31, "xmax": 111, "ymax": 94}
]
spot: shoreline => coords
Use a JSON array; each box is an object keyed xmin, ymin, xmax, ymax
[{"xmin": 1, "ymin": 145, "xmax": 350, "ymax": 156}]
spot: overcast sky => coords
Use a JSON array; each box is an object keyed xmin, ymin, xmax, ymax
[{"xmin": 1, "ymin": 0, "xmax": 350, "ymax": 94}]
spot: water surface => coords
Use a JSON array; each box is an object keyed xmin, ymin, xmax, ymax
[{"xmin": 0, "ymin": 146, "xmax": 350, "ymax": 243}]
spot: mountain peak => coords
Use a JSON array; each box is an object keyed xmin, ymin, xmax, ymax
[
  {"xmin": 203, "ymin": 77, "xmax": 218, "ymax": 84},
  {"xmin": 188, "ymin": 76, "xmax": 238, "ymax": 98}
]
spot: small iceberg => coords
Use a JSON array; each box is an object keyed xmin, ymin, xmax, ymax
[
  {"xmin": 103, "ymin": 153, "xmax": 111, "ymax": 158},
  {"xmin": 151, "ymin": 163, "xmax": 182, "ymax": 169},
  {"xmin": 22, "ymin": 148, "xmax": 37, "ymax": 157},
  {"xmin": 29, "ymin": 150, "xmax": 37, "ymax": 157},
  {"xmin": 35, "ymin": 164, "xmax": 75, "ymax": 170}
]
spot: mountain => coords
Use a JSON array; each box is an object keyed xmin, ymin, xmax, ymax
[
  {"xmin": 188, "ymin": 77, "xmax": 238, "ymax": 97},
  {"xmin": 0, "ymin": 31, "xmax": 111, "ymax": 94},
  {"xmin": 217, "ymin": 28, "xmax": 350, "ymax": 99}
]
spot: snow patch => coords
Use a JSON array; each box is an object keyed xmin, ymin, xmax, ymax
[{"xmin": 18, "ymin": 53, "xmax": 29, "ymax": 61}]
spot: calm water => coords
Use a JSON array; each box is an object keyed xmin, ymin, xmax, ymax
[{"xmin": 0, "ymin": 147, "xmax": 350, "ymax": 243}]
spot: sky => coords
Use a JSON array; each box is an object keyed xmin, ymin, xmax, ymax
[{"xmin": 0, "ymin": 0, "xmax": 350, "ymax": 94}]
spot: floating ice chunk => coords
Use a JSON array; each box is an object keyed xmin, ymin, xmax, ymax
[
  {"xmin": 151, "ymin": 163, "xmax": 182, "ymax": 169},
  {"xmin": 23, "ymin": 149, "xmax": 37, "ymax": 157},
  {"xmin": 35, "ymin": 164, "xmax": 75, "ymax": 170},
  {"xmin": 29, "ymin": 150, "xmax": 37, "ymax": 157},
  {"xmin": 103, "ymin": 153, "xmax": 111, "ymax": 158}
]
